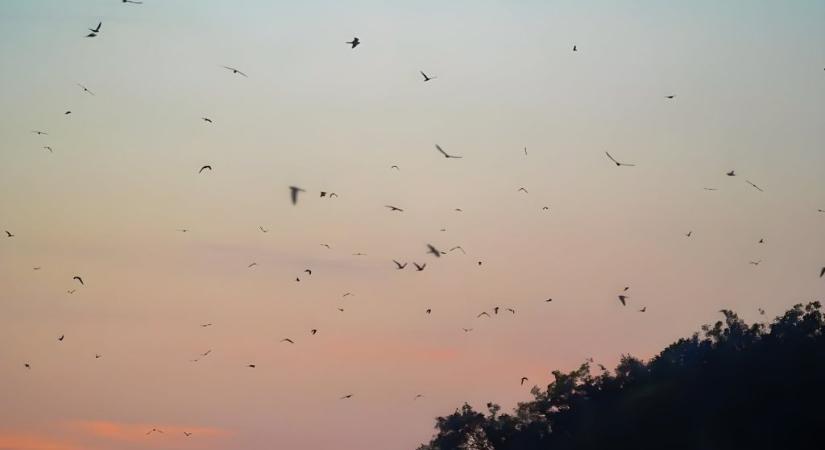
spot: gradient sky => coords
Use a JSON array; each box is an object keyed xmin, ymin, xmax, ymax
[{"xmin": 1, "ymin": 1, "xmax": 824, "ymax": 449}]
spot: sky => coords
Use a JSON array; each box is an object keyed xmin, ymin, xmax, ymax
[{"xmin": 0, "ymin": 0, "xmax": 824, "ymax": 449}]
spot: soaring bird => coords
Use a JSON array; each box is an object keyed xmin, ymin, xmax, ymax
[
  {"xmin": 449, "ymin": 246, "xmax": 466, "ymax": 254},
  {"xmin": 146, "ymin": 428, "xmax": 163, "ymax": 435},
  {"xmin": 304, "ymin": 269, "xmax": 312, "ymax": 275},
  {"xmin": 123, "ymin": 0, "xmax": 144, "ymax": 4},
  {"xmin": 745, "ymin": 180, "xmax": 764, "ymax": 192},
  {"xmin": 462, "ymin": 328, "xmax": 473, "ymax": 332},
  {"xmin": 4, "ymin": 230, "xmax": 13, "ymax": 237},
  {"xmin": 426, "ymin": 244, "xmax": 442, "ymax": 257},
  {"xmin": 518, "ymin": 187, "xmax": 529, "ymax": 193},
  {"xmin": 413, "ymin": 262, "xmax": 426, "ymax": 271},
  {"xmin": 281, "ymin": 338, "xmax": 295, "ymax": 344},
  {"xmin": 605, "ymin": 151, "xmax": 635, "ymax": 167},
  {"xmin": 259, "ymin": 226, "xmax": 269, "ymax": 233},
  {"xmin": 750, "ymin": 260, "xmax": 762, "ymax": 266},
  {"xmin": 58, "ymin": 335, "xmax": 65, "ymax": 341},
  {"xmin": 425, "ymin": 309, "xmax": 432, "ymax": 314},
  {"xmin": 95, "ymin": 354, "xmax": 102, "ymax": 359},
  {"xmin": 623, "ymin": 286, "xmax": 630, "ymax": 291},
  {"xmin": 546, "ymin": 298, "xmax": 553, "ymax": 302},
  {"xmin": 573, "ymin": 44, "xmax": 577, "ymax": 52},
  {"xmin": 73, "ymin": 276, "xmax": 84, "ymax": 285},
  {"xmin": 385, "ymin": 205, "xmax": 404, "ymax": 212},
  {"xmin": 819, "ymin": 267, "xmax": 824, "ymax": 278},
  {"xmin": 176, "ymin": 228, "xmax": 189, "ymax": 233},
  {"xmin": 342, "ymin": 292, "xmax": 353, "ymax": 297},
  {"xmin": 758, "ymin": 308, "xmax": 765, "ymax": 315},
  {"xmin": 618, "ymin": 295, "xmax": 628, "ymax": 306},
  {"xmin": 340, "ymin": 394, "xmax": 353, "ymax": 399},
  {"xmin": 477, "ymin": 312, "xmax": 490, "ymax": 318},
  {"xmin": 393, "ymin": 260, "xmax": 408, "ymax": 269},
  {"xmin": 310, "ymin": 329, "xmax": 317, "ymax": 335},
  {"xmin": 521, "ymin": 377, "xmax": 529, "ymax": 386},
  {"xmin": 221, "ymin": 65, "xmax": 248, "ymax": 77},
  {"xmin": 686, "ymin": 231, "xmax": 692, "ymax": 237},
  {"xmin": 420, "ymin": 71, "xmax": 436, "ymax": 82},
  {"xmin": 247, "ymin": 364, "xmax": 256, "ymax": 368},
  {"xmin": 24, "ymin": 363, "xmax": 30, "ymax": 369},
  {"xmin": 64, "ymin": 110, "xmax": 71, "ymax": 115},
  {"xmin": 87, "ymin": 22, "xmax": 102, "ymax": 36},
  {"xmin": 67, "ymin": 290, "xmax": 75, "ymax": 294},
  {"xmin": 506, "ymin": 308, "xmax": 516, "ymax": 314},
  {"xmin": 542, "ymin": 206, "xmax": 550, "ymax": 211},
  {"xmin": 247, "ymin": 262, "xmax": 257, "ymax": 268},
  {"xmin": 198, "ymin": 165, "xmax": 212, "ymax": 173},
  {"xmin": 289, "ymin": 186, "xmax": 305, "ymax": 205},
  {"xmin": 665, "ymin": 95, "xmax": 675, "ymax": 99},
  {"xmin": 758, "ymin": 238, "xmax": 764, "ymax": 244},
  {"xmin": 201, "ymin": 117, "xmax": 213, "ymax": 123},
  {"xmin": 76, "ymin": 83, "xmax": 94, "ymax": 95},
  {"xmin": 703, "ymin": 187, "xmax": 719, "ymax": 191},
  {"xmin": 414, "ymin": 394, "xmax": 425, "ymax": 400},
  {"xmin": 726, "ymin": 170, "xmax": 736, "ymax": 176},
  {"xmin": 183, "ymin": 432, "xmax": 193, "ymax": 437},
  {"xmin": 390, "ymin": 165, "xmax": 400, "ymax": 170},
  {"xmin": 32, "ymin": 130, "xmax": 48, "ymax": 135},
  {"xmin": 320, "ymin": 243, "xmax": 331, "ymax": 248},
  {"xmin": 435, "ymin": 144, "xmax": 462, "ymax": 159},
  {"xmin": 639, "ymin": 307, "xmax": 647, "ymax": 312},
  {"xmin": 346, "ymin": 37, "xmax": 360, "ymax": 48},
  {"xmin": 200, "ymin": 323, "xmax": 213, "ymax": 327},
  {"xmin": 493, "ymin": 307, "xmax": 500, "ymax": 315},
  {"xmin": 43, "ymin": 146, "xmax": 53, "ymax": 153}
]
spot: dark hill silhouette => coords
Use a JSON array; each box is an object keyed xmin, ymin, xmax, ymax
[{"xmin": 418, "ymin": 302, "xmax": 825, "ymax": 450}]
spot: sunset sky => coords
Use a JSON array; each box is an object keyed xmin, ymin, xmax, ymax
[{"xmin": 1, "ymin": 1, "xmax": 824, "ymax": 449}]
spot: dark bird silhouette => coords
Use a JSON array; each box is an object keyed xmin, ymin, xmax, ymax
[
  {"xmin": 43, "ymin": 146, "xmax": 53, "ymax": 153},
  {"xmin": 758, "ymin": 238, "xmax": 764, "ymax": 244},
  {"xmin": 726, "ymin": 170, "xmax": 736, "ymax": 176},
  {"xmin": 426, "ymin": 244, "xmax": 442, "ymax": 257},
  {"xmin": 477, "ymin": 312, "xmax": 490, "ymax": 318},
  {"xmin": 247, "ymin": 364, "xmax": 256, "ymax": 368},
  {"xmin": 623, "ymin": 286, "xmax": 630, "ymax": 291},
  {"xmin": 259, "ymin": 226, "xmax": 268, "ymax": 233},
  {"xmin": 200, "ymin": 323, "xmax": 213, "ymax": 327},
  {"xmin": 58, "ymin": 335, "xmax": 64, "ymax": 341},
  {"xmin": 546, "ymin": 298, "xmax": 553, "ymax": 302},
  {"xmin": 320, "ymin": 191, "xmax": 327, "ymax": 197},
  {"xmin": 201, "ymin": 117, "xmax": 213, "ymax": 123},
  {"xmin": 518, "ymin": 187, "xmax": 529, "ymax": 193},
  {"xmin": 304, "ymin": 269, "xmax": 312, "ymax": 275},
  {"xmin": 420, "ymin": 71, "xmax": 436, "ymax": 82},
  {"xmin": 478, "ymin": 261, "xmax": 483, "ymax": 266},
  {"xmin": 32, "ymin": 130, "xmax": 48, "ymax": 135},
  {"xmin": 390, "ymin": 165, "xmax": 400, "ymax": 170},
  {"xmin": 605, "ymin": 151, "xmax": 635, "ymax": 167},
  {"xmin": 704, "ymin": 187, "xmax": 719, "ymax": 191},
  {"xmin": 73, "ymin": 276, "xmax": 84, "ymax": 285},
  {"xmin": 329, "ymin": 193, "xmax": 338, "ymax": 198},
  {"xmin": 340, "ymin": 394, "xmax": 353, "ymax": 399},
  {"xmin": 342, "ymin": 292, "xmax": 353, "ymax": 297},
  {"xmin": 221, "ymin": 65, "xmax": 248, "ymax": 77},
  {"xmin": 393, "ymin": 260, "xmax": 408, "ymax": 269},
  {"xmin": 493, "ymin": 307, "xmax": 500, "ymax": 315},
  {"xmin": 320, "ymin": 243, "xmax": 331, "ymax": 248},
  {"xmin": 413, "ymin": 262, "xmax": 426, "ymax": 271},
  {"xmin": 426, "ymin": 309, "xmax": 432, "ymax": 314},
  {"xmin": 435, "ymin": 144, "xmax": 462, "ymax": 159},
  {"xmin": 506, "ymin": 308, "xmax": 516, "ymax": 314},
  {"xmin": 123, "ymin": 0, "xmax": 144, "ymax": 4},
  {"xmin": 746, "ymin": 180, "xmax": 764, "ymax": 192},
  {"xmin": 76, "ymin": 83, "xmax": 94, "ymax": 95},
  {"xmin": 198, "ymin": 165, "xmax": 212, "ymax": 174},
  {"xmin": 750, "ymin": 260, "xmax": 762, "ymax": 266},
  {"xmin": 33, "ymin": 267, "xmax": 41, "ymax": 270},
  {"xmin": 665, "ymin": 95, "xmax": 675, "ymax": 99},
  {"xmin": 542, "ymin": 206, "xmax": 550, "ymax": 211},
  {"xmin": 346, "ymin": 37, "xmax": 360, "ymax": 48},
  {"xmin": 449, "ymin": 246, "xmax": 466, "ymax": 254},
  {"xmin": 67, "ymin": 289, "xmax": 75, "ymax": 294},
  {"xmin": 281, "ymin": 338, "xmax": 295, "ymax": 344},
  {"xmin": 87, "ymin": 22, "xmax": 101, "ymax": 37},
  {"xmin": 819, "ymin": 267, "xmax": 824, "ymax": 278},
  {"xmin": 415, "ymin": 394, "xmax": 425, "ymax": 400},
  {"xmin": 686, "ymin": 231, "xmax": 692, "ymax": 237},
  {"xmin": 177, "ymin": 228, "xmax": 189, "ymax": 233},
  {"xmin": 758, "ymin": 308, "xmax": 765, "ymax": 315},
  {"xmin": 337, "ymin": 307, "xmax": 345, "ymax": 312},
  {"xmin": 310, "ymin": 329, "xmax": 317, "ymax": 335},
  {"xmin": 618, "ymin": 295, "xmax": 628, "ymax": 306},
  {"xmin": 5, "ymin": 230, "xmax": 13, "ymax": 237},
  {"xmin": 639, "ymin": 307, "xmax": 647, "ymax": 312},
  {"xmin": 64, "ymin": 111, "xmax": 71, "ymax": 115},
  {"xmin": 289, "ymin": 186, "xmax": 305, "ymax": 205},
  {"xmin": 24, "ymin": 363, "xmax": 30, "ymax": 369},
  {"xmin": 463, "ymin": 328, "xmax": 473, "ymax": 332},
  {"xmin": 247, "ymin": 262, "xmax": 257, "ymax": 268},
  {"xmin": 521, "ymin": 377, "xmax": 529, "ymax": 386},
  {"xmin": 454, "ymin": 208, "xmax": 463, "ymax": 212},
  {"xmin": 95, "ymin": 354, "xmax": 102, "ymax": 359},
  {"xmin": 183, "ymin": 432, "xmax": 192, "ymax": 437},
  {"xmin": 146, "ymin": 428, "xmax": 163, "ymax": 435},
  {"xmin": 385, "ymin": 205, "xmax": 404, "ymax": 212}
]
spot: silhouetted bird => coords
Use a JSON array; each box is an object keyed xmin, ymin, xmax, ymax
[
  {"xmin": 605, "ymin": 151, "xmax": 635, "ymax": 167},
  {"xmin": 665, "ymin": 95, "xmax": 675, "ymax": 99},
  {"xmin": 477, "ymin": 312, "xmax": 490, "ymax": 318},
  {"xmin": 198, "ymin": 165, "xmax": 212, "ymax": 173},
  {"xmin": 413, "ymin": 262, "xmax": 426, "ymax": 271},
  {"xmin": 750, "ymin": 260, "xmax": 762, "ymax": 266},
  {"xmin": 639, "ymin": 307, "xmax": 647, "ymax": 312},
  {"xmin": 247, "ymin": 262, "xmax": 257, "ymax": 268},
  {"xmin": 820, "ymin": 267, "xmax": 824, "ymax": 278},
  {"xmin": 77, "ymin": 83, "xmax": 94, "ymax": 95},
  {"xmin": 449, "ymin": 246, "xmax": 466, "ymax": 254},
  {"xmin": 123, "ymin": 0, "xmax": 143, "ymax": 4},
  {"xmin": 521, "ymin": 377, "xmax": 529, "ymax": 385},
  {"xmin": 32, "ymin": 130, "xmax": 48, "ymax": 135},
  {"xmin": 281, "ymin": 338, "xmax": 295, "ymax": 344},
  {"xmin": 686, "ymin": 231, "xmax": 692, "ymax": 237},
  {"xmin": 518, "ymin": 187, "xmax": 528, "ymax": 193},
  {"xmin": 746, "ymin": 180, "xmax": 764, "ymax": 192},
  {"xmin": 221, "ymin": 65, "xmax": 248, "ymax": 77},
  {"xmin": 573, "ymin": 45, "xmax": 577, "ymax": 52},
  {"xmin": 390, "ymin": 165, "xmax": 400, "ymax": 170},
  {"xmin": 87, "ymin": 22, "xmax": 101, "ymax": 37},
  {"xmin": 546, "ymin": 298, "xmax": 553, "ymax": 302},
  {"xmin": 346, "ymin": 37, "xmax": 360, "ymax": 48},
  {"xmin": 73, "ymin": 276, "xmax": 84, "ymax": 285},
  {"xmin": 64, "ymin": 111, "xmax": 71, "ymax": 115},
  {"xmin": 618, "ymin": 295, "xmax": 628, "ymax": 306},
  {"xmin": 506, "ymin": 308, "xmax": 516, "ymax": 314},
  {"xmin": 259, "ymin": 226, "xmax": 268, "ymax": 233},
  {"xmin": 420, "ymin": 71, "xmax": 436, "ymax": 82},
  {"xmin": 43, "ymin": 146, "xmax": 53, "ymax": 153},
  {"xmin": 393, "ymin": 260, "xmax": 408, "ymax": 269},
  {"xmin": 146, "ymin": 428, "xmax": 163, "ymax": 435},
  {"xmin": 340, "ymin": 394, "xmax": 353, "ymax": 399},
  {"xmin": 704, "ymin": 187, "xmax": 719, "ymax": 191},
  {"xmin": 426, "ymin": 309, "xmax": 432, "ymax": 314},
  {"xmin": 24, "ymin": 363, "xmax": 30, "ymax": 369},
  {"xmin": 201, "ymin": 117, "xmax": 213, "ymax": 123},
  {"xmin": 201, "ymin": 323, "xmax": 213, "ymax": 327},
  {"xmin": 463, "ymin": 328, "xmax": 473, "ymax": 332},
  {"xmin": 5, "ymin": 230, "xmax": 13, "ymax": 238},
  {"xmin": 95, "ymin": 354, "xmax": 102, "ymax": 359},
  {"xmin": 183, "ymin": 432, "xmax": 192, "ymax": 437},
  {"xmin": 758, "ymin": 308, "xmax": 765, "ymax": 315},
  {"xmin": 727, "ymin": 170, "xmax": 736, "ymax": 176},
  {"xmin": 67, "ymin": 290, "xmax": 75, "ymax": 294},
  {"xmin": 415, "ymin": 394, "xmax": 425, "ymax": 400},
  {"xmin": 311, "ymin": 329, "xmax": 317, "ymax": 335},
  {"xmin": 758, "ymin": 238, "xmax": 764, "ymax": 244},
  {"xmin": 435, "ymin": 144, "xmax": 462, "ymax": 159},
  {"xmin": 427, "ymin": 244, "xmax": 442, "ymax": 257},
  {"xmin": 289, "ymin": 186, "xmax": 305, "ymax": 205},
  {"xmin": 247, "ymin": 364, "xmax": 256, "ymax": 368},
  {"xmin": 385, "ymin": 205, "xmax": 404, "ymax": 212}
]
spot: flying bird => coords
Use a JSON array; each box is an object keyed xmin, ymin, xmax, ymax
[
  {"xmin": 420, "ymin": 71, "xmax": 436, "ymax": 82},
  {"xmin": 340, "ymin": 394, "xmax": 353, "ymax": 399},
  {"xmin": 247, "ymin": 364, "xmax": 256, "ymax": 368},
  {"xmin": 146, "ymin": 428, "xmax": 163, "ymax": 435},
  {"xmin": 758, "ymin": 308, "xmax": 765, "ymax": 315},
  {"xmin": 320, "ymin": 243, "xmax": 330, "ymax": 248},
  {"xmin": 73, "ymin": 276, "xmax": 84, "ymax": 285},
  {"xmin": 605, "ymin": 151, "xmax": 635, "ymax": 167},
  {"xmin": 758, "ymin": 238, "xmax": 764, "ymax": 244},
  {"xmin": 247, "ymin": 262, "xmax": 257, "ymax": 268},
  {"xmin": 32, "ymin": 130, "xmax": 48, "ymax": 135},
  {"xmin": 385, "ymin": 205, "xmax": 404, "ymax": 212},
  {"xmin": 462, "ymin": 328, "xmax": 473, "ymax": 332},
  {"xmin": 67, "ymin": 290, "xmax": 75, "ymax": 294},
  {"xmin": 304, "ymin": 269, "xmax": 312, "ymax": 275},
  {"xmin": 506, "ymin": 308, "xmax": 516, "ymax": 314},
  {"xmin": 618, "ymin": 295, "xmax": 628, "ymax": 306},
  {"xmin": 545, "ymin": 298, "xmax": 553, "ymax": 302},
  {"xmin": 58, "ymin": 335, "xmax": 64, "ymax": 341},
  {"xmin": 201, "ymin": 117, "xmax": 213, "ymax": 123},
  {"xmin": 542, "ymin": 206, "xmax": 550, "ymax": 211},
  {"xmin": 87, "ymin": 22, "xmax": 101, "ymax": 37},
  {"xmin": 76, "ymin": 83, "xmax": 94, "ymax": 95},
  {"xmin": 200, "ymin": 323, "xmax": 213, "ymax": 327},
  {"xmin": 281, "ymin": 338, "xmax": 295, "ymax": 344},
  {"xmin": 43, "ymin": 146, "xmax": 53, "ymax": 153},
  {"xmin": 221, "ymin": 65, "xmax": 248, "ymax": 77},
  {"xmin": 342, "ymin": 292, "xmax": 353, "ymax": 297},
  {"xmin": 518, "ymin": 187, "xmax": 529, "ymax": 193},
  {"xmin": 750, "ymin": 260, "xmax": 762, "ymax": 266},
  {"xmin": 477, "ymin": 312, "xmax": 490, "ymax": 318},
  {"xmin": 819, "ymin": 267, "xmax": 824, "ymax": 278},
  {"xmin": 686, "ymin": 231, "xmax": 692, "ymax": 237},
  {"xmin": 449, "ymin": 246, "xmax": 466, "ymax": 254},
  {"xmin": 259, "ymin": 226, "xmax": 268, "ymax": 233},
  {"xmin": 414, "ymin": 394, "xmax": 425, "ymax": 400},
  {"xmin": 183, "ymin": 432, "xmax": 193, "ymax": 437},
  {"xmin": 704, "ymin": 187, "xmax": 719, "ymax": 191},
  {"xmin": 393, "ymin": 260, "xmax": 408, "ymax": 269},
  {"xmin": 198, "ymin": 165, "xmax": 212, "ymax": 174},
  {"xmin": 413, "ymin": 262, "xmax": 426, "ymax": 271},
  {"xmin": 521, "ymin": 377, "xmax": 529, "ymax": 386},
  {"xmin": 573, "ymin": 44, "xmax": 578, "ymax": 52},
  {"xmin": 177, "ymin": 229, "xmax": 189, "ymax": 233},
  {"xmin": 24, "ymin": 363, "xmax": 30, "ymax": 369},
  {"xmin": 665, "ymin": 95, "xmax": 675, "ymax": 99},
  {"xmin": 435, "ymin": 144, "xmax": 462, "ymax": 159},
  {"xmin": 64, "ymin": 110, "xmax": 71, "ymax": 115},
  {"xmin": 745, "ymin": 180, "xmax": 764, "ymax": 192},
  {"xmin": 390, "ymin": 165, "xmax": 400, "ymax": 170},
  {"xmin": 639, "ymin": 307, "xmax": 647, "ymax": 312},
  {"xmin": 346, "ymin": 37, "xmax": 360, "ymax": 48},
  {"xmin": 425, "ymin": 309, "xmax": 432, "ymax": 314},
  {"xmin": 95, "ymin": 354, "xmax": 102, "ymax": 359},
  {"xmin": 289, "ymin": 186, "xmax": 305, "ymax": 205},
  {"xmin": 310, "ymin": 329, "xmax": 317, "ymax": 335},
  {"xmin": 426, "ymin": 244, "xmax": 442, "ymax": 257},
  {"xmin": 726, "ymin": 170, "xmax": 736, "ymax": 176},
  {"xmin": 5, "ymin": 230, "xmax": 13, "ymax": 237},
  {"xmin": 123, "ymin": 0, "xmax": 144, "ymax": 4}
]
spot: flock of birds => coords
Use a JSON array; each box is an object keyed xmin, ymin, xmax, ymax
[{"xmin": 4, "ymin": 1, "xmax": 825, "ymax": 442}]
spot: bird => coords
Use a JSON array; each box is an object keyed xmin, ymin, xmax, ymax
[
  {"xmin": 385, "ymin": 205, "xmax": 404, "ymax": 212},
  {"xmin": 493, "ymin": 307, "xmax": 500, "ymax": 315},
  {"xmin": 281, "ymin": 338, "xmax": 295, "ymax": 344},
  {"xmin": 176, "ymin": 229, "xmax": 189, "ymax": 233},
  {"xmin": 310, "ymin": 329, "xmax": 317, "ymax": 335},
  {"xmin": 95, "ymin": 354, "xmax": 102, "ymax": 359},
  {"xmin": 758, "ymin": 308, "xmax": 765, "ymax": 315},
  {"xmin": 542, "ymin": 206, "xmax": 550, "ymax": 211},
  {"xmin": 703, "ymin": 187, "xmax": 719, "ymax": 191},
  {"xmin": 32, "ymin": 130, "xmax": 48, "ymax": 135},
  {"xmin": 43, "ymin": 146, "xmax": 53, "ymax": 153},
  {"xmin": 477, "ymin": 312, "xmax": 490, "ymax": 318},
  {"xmin": 749, "ymin": 260, "xmax": 762, "ymax": 266},
  {"xmin": 320, "ymin": 243, "xmax": 331, "ymax": 248},
  {"xmin": 393, "ymin": 260, "xmax": 408, "ymax": 269},
  {"xmin": 345, "ymin": 37, "xmax": 360, "ymax": 48},
  {"xmin": 413, "ymin": 262, "xmax": 426, "ymax": 271},
  {"xmin": 420, "ymin": 71, "xmax": 436, "ymax": 82},
  {"xmin": 426, "ymin": 244, "xmax": 442, "ymax": 257},
  {"xmin": 435, "ymin": 144, "xmax": 462, "ymax": 159},
  {"xmin": 4, "ymin": 230, "xmax": 13, "ymax": 237},
  {"xmin": 545, "ymin": 298, "xmax": 553, "ymax": 302},
  {"xmin": 201, "ymin": 117, "xmax": 213, "ymax": 123},
  {"xmin": 462, "ymin": 328, "xmax": 473, "ymax": 332},
  {"xmin": 639, "ymin": 307, "xmax": 647, "ymax": 312},
  {"xmin": 745, "ymin": 180, "xmax": 764, "ymax": 192},
  {"xmin": 289, "ymin": 186, "xmax": 305, "ymax": 205},
  {"xmin": 304, "ymin": 269, "xmax": 312, "ymax": 276},
  {"xmin": 24, "ymin": 363, "xmax": 30, "ymax": 369},
  {"xmin": 67, "ymin": 290, "xmax": 75, "ymax": 294},
  {"xmin": 320, "ymin": 191, "xmax": 327, "ymax": 197},
  {"xmin": 819, "ymin": 267, "xmax": 824, "ymax": 278},
  {"xmin": 390, "ymin": 165, "xmax": 400, "ymax": 170},
  {"xmin": 425, "ymin": 309, "xmax": 432, "ymax": 314},
  {"xmin": 454, "ymin": 208, "xmax": 463, "ymax": 212},
  {"xmin": 329, "ymin": 193, "xmax": 339, "ymax": 198},
  {"xmin": 259, "ymin": 226, "xmax": 268, "ymax": 233},
  {"xmin": 726, "ymin": 170, "xmax": 736, "ymax": 176},
  {"xmin": 618, "ymin": 295, "xmax": 628, "ymax": 306},
  {"xmin": 342, "ymin": 292, "xmax": 353, "ymax": 297},
  {"xmin": 623, "ymin": 286, "xmax": 630, "ymax": 291},
  {"xmin": 506, "ymin": 308, "xmax": 516, "ymax": 314},
  {"xmin": 478, "ymin": 261, "xmax": 483, "ymax": 266},
  {"xmin": 221, "ymin": 65, "xmax": 248, "ymax": 77},
  {"xmin": 518, "ymin": 187, "xmax": 529, "ymax": 193},
  {"xmin": 521, "ymin": 377, "xmax": 529, "ymax": 386},
  {"xmin": 686, "ymin": 231, "xmax": 692, "ymax": 237},
  {"xmin": 123, "ymin": 0, "xmax": 143, "ymax": 4},
  {"xmin": 146, "ymin": 428, "xmax": 163, "ymax": 435},
  {"xmin": 73, "ymin": 276, "xmax": 84, "ymax": 285},
  {"xmin": 183, "ymin": 432, "xmax": 193, "ymax": 437},
  {"xmin": 573, "ymin": 44, "xmax": 577, "ymax": 52},
  {"xmin": 605, "ymin": 151, "xmax": 635, "ymax": 167},
  {"xmin": 33, "ymin": 267, "xmax": 41, "ymax": 270},
  {"xmin": 200, "ymin": 323, "xmax": 213, "ymax": 327},
  {"xmin": 198, "ymin": 165, "xmax": 212, "ymax": 174},
  {"xmin": 247, "ymin": 364, "xmax": 256, "ymax": 368},
  {"xmin": 247, "ymin": 262, "xmax": 257, "ymax": 268},
  {"xmin": 340, "ymin": 394, "xmax": 353, "ymax": 399},
  {"xmin": 414, "ymin": 394, "xmax": 425, "ymax": 400},
  {"xmin": 337, "ymin": 307, "xmax": 345, "ymax": 312},
  {"xmin": 758, "ymin": 238, "xmax": 765, "ymax": 244},
  {"xmin": 87, "ymin": 22, "xmax": 101, "ymax": 36},
  {"xmin": 449, "ymin": 246, "xmax": 466, "ymax": 254},
  {"xmin": 665, "ymin": 95, "xmax": 675, "ymax": 99},
  {"xmin": 64, "ymin": 110, "xmax": 71, "ymax": 115},
  {"xmin": 58, "ymin": 335, "xmax": 64, "ymax": 341},
  {"xmin": 76, "ymin": 83, "xmax": 94, "ymax": 95}
]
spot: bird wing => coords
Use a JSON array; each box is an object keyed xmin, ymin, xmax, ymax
[
  {"xmin": 605, "ymin": 151, "xmax": 619, "ymax": 164},
  {"xmin": 435, "ymin": 145, "xmax": 448, "ymax": 157}
]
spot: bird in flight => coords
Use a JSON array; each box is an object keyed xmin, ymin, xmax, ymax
[
  {"xmin": 176, "ymin": 229, "xmax": 189, "ymax": 233},
  {"xmin": 605, "ymin": 151, "xmax": 635, "ymax": 167},
  {"xmin": 413, "ymin": 262, "xmax": 426, "ymax": 271},
  {"xmin": 259, "ymin": 226, "xmax": 268, "ymax": 233},
  {"xmin": 758, "ymin": 308, "xmax": 765, "ymax": 315},
  {"xmin": 686, "ymin": 231, "xmax": 692, "ymax": 237},
  {"xmin": 758, "ymin": 238, "xmax": 765, "ymax": 244},
  {"xmin": 289, "ymin": 186, "xmax": 305, "ymax": 205},
  {"xmin": 310, "ymin": 329, "xmax": 317, "ymax": 335},
  {"xmin": 493, "ymin": 307, "xmax": 500, "ymax": 315},
  {"xmin": 146, "ymin": 428, "xmax": 163, "ymax": 435},
  {"xmin": 320, "ymin": 243, "xmax": 331, "ymax": 248},
  {"xmin": 449, "ymin": 246, "xmax": 466, "ymax": 254},
  {"xmin": 425, "ymin": 308, "xmax": 432, "ymax": 314},
  {"xmin": 201, "ymin": 323, "xmax": 213, "ymax": 327},
  {"xmin": 426, "ymin": 244, "xmax": 442, "ymax": 257},
  {"xmin": 745, "ymin": 180, "xmax": 764, "ymax": 192},
  {"xmin": 393, "ymin": 260, "xmax": 408, "ymax": 269},
  {"xmin": 726, "ymin": 170, "xmax": 736, "ymax": 176},
  {"xmin": 462, "ymin": 328, "xmax": 473, "ymax": 332},
  {"xmin": 749, "ymin": 260, "xmax": 762, "ymax": 266},
  {"xmin": 506, "ymin": 308, "xmax": 516, "ymax": 314},
  {"xmin": 43, "ymin": 146, "xmax": 53, "ymax": 153},
  {"xmin": 546, "ymin": 298, "xmax": 553, "ymax": 302},
  {"xmin": 639, "ymin": 307, "xmax": 647, "ymax": 312},
  {"xmin": 477, "ymin": 312, "xmax": 490, "ymax": 318},
  {"xmin": 67, "ymin": 289, "xmax": 76, "ymax": 294},
  {"xmin": 346, "ymin": 37, "xmax": 360, "ymax": 48},
  {"xmin": 304, "ymin": 269, "xmax": 312, "ymax": 275},
  {"xmin": 64, "ymin": 110, "xmax": 72, "ymax": 115},
  {"xmin": 618, "ymin": 295, "xmax": 628, "ymax": 306},
  {"xmin": 76, "ymin": 83, "xmax": 94, "ymax": 95},
  {"xmin": 198, "ymin": 165, "xmax": 212, "ymax": 174},
  {"xmin": 87, "ymin": 22, "xmax": 101, "ymax": 37},
  {"xmin": 247, "ymin": 262, "xmax": 257, "ymax": 268},
  {"xmin": 24, "ymin": 363, "xmax": 31, "ymax": 369},
  {"xmin": 521, "ymin": 377, "xmax": 529, "ymax": 386},
  {"xmin": 819, "ymin": 267, "xmax": 824, "ymax": 278},
  {"xmin": 340, "ymin": 394, "xmax": 353, "ymax": 399},
  {"xmin": 4, "ymin": 230, "xmax": 13, "ymax": 237},
  {"xmin": 542, "ymin": 206, "xmax": 550, "ymax": 211},
  {"xmin": 32, "ymin": 130, "xmax": 48, "ymax": 135},
  {"xmin": 665, "ymin": 95, "xmax": 675, "ymax": 99},
  {"xmin": 123, "ymin": 0, "xmax": 144, "ymax": 4},
  {"xmin": 281, "ymin": 338, "xmax": 295, "ymax": 344},
  {"xmin": 247, "ymin": 364, "xmax": 256, "ymax": 368},
  {"xmin": 95, "ymin": 354, "xmax": 102, "ymax": 359},
  {"xmin": 435, "ymin": 144, "xmax": 462, "ymax": 159},
  {"xmin": 414, "ymin": 394, "xmax": 424, "ymax": 400},
  {"xmin": 183, "ymin": 432, "xmax": 192, "ymax": 437},
  {"xmin": 201, "ymin": 117, "xmax": 213, "ymax": 123},
  {"xmin": 342, "ymin": 292, "xmax": 353, "ymax": 297},
  {"xmin": 390, "ymin": 165, "xmax": 400, "ymax": 170},
  {"xmin": 385, "ymin": 205, "xmax": 404, "ymax": 212},
  {"xmin": 573, "ymin": 44, "xmax": 577, "ymax": 52},
  {"xmin": 703, "ymin": 187, "xmax": 719, "ymax": 191},
  {"xmin": 73, "ymin": 276, "xmax": 84, "ymax": 285},
  {"xmin": 517, "ymin": 187, "xmax": 529, "ymax": 193},
  {"xmin": 420, "ymin": 71, "xmax": 436, "ymax": 82},
  {"xmin": 58, "ymin": 335, "xmax": 65, "ymax": 341},
  {"xmin": 221, "ymin": 65, "xmax": 248, "ymax": 77}
]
